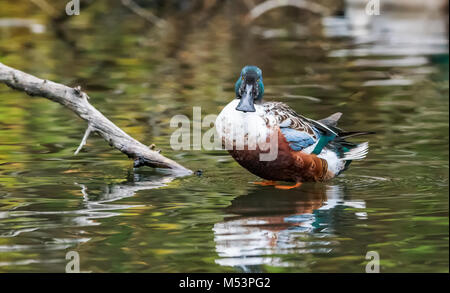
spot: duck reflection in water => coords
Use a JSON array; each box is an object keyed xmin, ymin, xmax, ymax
[{"xmin": 213, "ymin": 183, "xmax": 367, "ymax": 269}]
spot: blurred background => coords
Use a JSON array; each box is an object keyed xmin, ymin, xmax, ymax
[{"xmin": 0, "ymin": 0, "xmax": 448, "ymax": 272}]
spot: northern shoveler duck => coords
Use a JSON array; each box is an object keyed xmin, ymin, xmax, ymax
[{"xmin": 215, "ymin": 65, "xmax": 373, "ymax": 189}]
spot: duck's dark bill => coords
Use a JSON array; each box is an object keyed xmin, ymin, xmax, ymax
[{"xmin": 236, "ymin": 84, "xmax": 256, "ymax": 112}]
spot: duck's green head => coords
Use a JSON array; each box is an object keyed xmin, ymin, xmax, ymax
[{"xmin": 235, "ymin": 65, "xmax": 264, "ymax": 113}]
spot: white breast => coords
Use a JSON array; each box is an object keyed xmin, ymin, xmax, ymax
[{"xmin": 215, "ymin": 99, "xmax": 277, "ymax": 149}]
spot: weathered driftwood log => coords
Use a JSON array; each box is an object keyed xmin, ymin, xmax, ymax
[{"xmin": 0, "ymin": 62, "xmax": 192, "ymax": 175}]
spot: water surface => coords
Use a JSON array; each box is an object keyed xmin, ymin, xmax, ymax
[{"xmin": 0, "ymin": 2, "xmax": 448, "ymax": 272}]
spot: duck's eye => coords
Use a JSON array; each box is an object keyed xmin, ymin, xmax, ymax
[{"xmin": 241, "ymin": 76, "xmax": 244, "ymax": 81}]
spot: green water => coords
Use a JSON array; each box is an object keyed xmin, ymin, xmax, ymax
[{"xmin": 0, "ymin": 2, "xmax": 448, "ymax": 272}]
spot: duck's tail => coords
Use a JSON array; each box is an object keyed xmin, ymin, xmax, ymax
[
  {"xmin": 316, "ymin": 112, "xmax": 374, "ymax": 161},
  {"xmin": 340, "ymin": 142, "xmax": 369, "ymax": 161}
]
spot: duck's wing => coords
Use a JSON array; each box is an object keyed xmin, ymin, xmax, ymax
[
  {"xmin": 263, "ymin": 102, "xmax": 374, "ymax": 155},
  {"xmin": 263, "ymin": 102, "xmax": 325, "ymax": 151},
  {"xmin": 295, "ymin": 113, "xmax": 374, "ymax": 157}
]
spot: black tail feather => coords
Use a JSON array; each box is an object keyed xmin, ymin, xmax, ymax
[{"xmin": 339, "ymin": 131, "xmax": 375, "ymax": 139}]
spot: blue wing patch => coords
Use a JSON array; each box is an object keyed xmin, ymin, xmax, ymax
[{"xmin": 280, "ymin": 128, "xmax": 317, "ymax": 151}]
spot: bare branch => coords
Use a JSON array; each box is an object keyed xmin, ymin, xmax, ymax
[
  {"xmin": 29, "ymin": 0, "xmax": 58, "ymax": 17},
  {"xmin": 0, "ymin": 62, "xmax": 192, "ymax": 175},
  {"xmin": 246, "ymin": 0, "xmax": 330, "ymax": 23},
  {"xmin": 74, "ymin": 125, "xmax": 93, "ymax": 155},
  {"xmin": 121, "ymin": 0, "xmax": 166, "ymax": 28}
]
